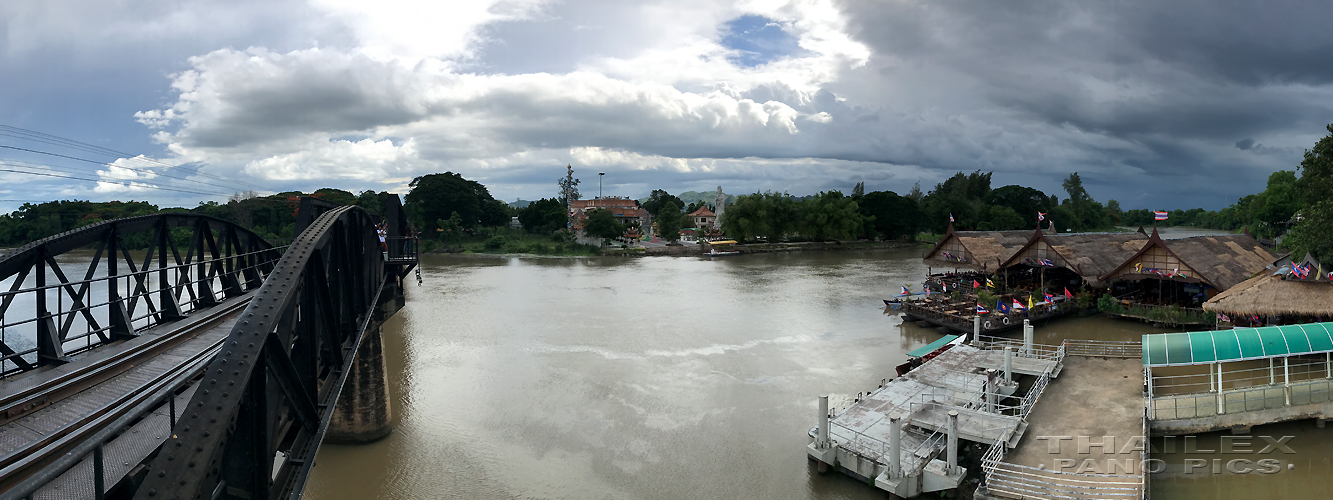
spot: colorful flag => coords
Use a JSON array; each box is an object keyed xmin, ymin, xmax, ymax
[
  {"xmin": 1064, "ymin": 287, "xmax": 1073, "ymax": 299},
  {"xmin": 997, "ymin": 300, "xmax": 1009, "ymax": 315},
  {"xmin": 949, "ymin": 213, "xmax": 955, "ymax": 222},
  {"xmin": 1044, "ymin": 293, "xmax": 1055, "ymax": 304},
  {"xmin": 925, "ymin": 287, "xmax": 931, "ymax": 296},
  {"xmin": 1037, "ymin": 211, "xmax": 1046, "ymax": 221},
  {"xmin": 986, "ymin": 278, "xmax": 995, "ymax": 288},
  {"xmin": 1028, "ymin": 295, "xmax": 1034, "ymax": 310},
  {"xmin": 1154, "ymin": 210, "xmax": 1169, "ymax": 221},
  {"xmin": 1134, "ymin": 262, "xmax": 1142, "ymax": 273},
  {"xmin": 1217, "ymin": 313, "xmax": 1231, "ymax": 322},
  {"xmin": 901, "ymin": 286, "xmax": 910, "ymax": 296},
  {"xmin": 1012, "ymin": 299, "xmax": 1026, "ymax": 311},
  {"xmin": 973, "ymin": 280, "xmax": 981, "ymax": 289},
  {"xmin": 977, "ymin": 304, "xmax": 990, "ymax": 314},
  {"xmin": 942, "ymin": 282, "xmax": 948, "ymax": 292}
]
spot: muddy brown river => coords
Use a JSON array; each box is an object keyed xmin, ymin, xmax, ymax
[{"xmin": 301, "ymin": 245, "xmax": 1323, "ymax": 499}]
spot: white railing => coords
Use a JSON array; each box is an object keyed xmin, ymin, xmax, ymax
[
  {"xmin": 1150, "ymin": 378, "xmax": 1333, "ymax": 420},
  {"xmin": 1062, "ymin": 339, "xmax": 1141, "ymax": 358},
  {"xmin": 1020, "ymin": 371, "xmax": 1052, "ymax": 418},
  {"xmin": 975, "ymin": 336, "xmax": 1065, "ymax": 362}
]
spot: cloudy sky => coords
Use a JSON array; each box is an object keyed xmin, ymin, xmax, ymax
[{"xmin": 1, "ymin": 0, "xmax": 1330, "ymax": 212}]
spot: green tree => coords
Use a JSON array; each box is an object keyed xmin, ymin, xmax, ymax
[
  {"xmin": 405, "ymin": 172, "xmax": 500, "ymax": 231},
  {"xmin": 355, "ymin": 190, "xmax": 388, "ymax": 215},
  {"xmin": 312, "ymin": 188, "xmax": 357, "ymax": 206},
  {"xmin": 985, "ymin": 185, "xmax": 1050, "ymax": 229},
  {"xmin": 641, "ymin": 189, "xmax": 685, "ymax": 217},
  {"xmin": 858, "ymin": 191, "xmax": 923, "ymax": 239},
  {"xmin": 582, "ymin": 208, "xmax": 625, "ymax": 243},
  {"xmin": 437, "ymin": 212, "xmax": 463, "ymax": 246},
  {"xmin": 1287, "ymin": 124, "xmax": 1333, "ymax": 260},
  {"xmin": 721, "ymin": 191, "xmax": 799, "ymax": 242},
  {"xmin": 480, "ymin": 198, "xmax": 512, "ymax": 227},
  {"xmin": 518, "ymin": 198, "xmax": 567, "ymax": 233},
  {"xmin": 800, "ymin": 191, "xmax": 863, "ymax": 241},
  {"xmin": 656, "ymin": 211, "xmax": 684, "ymax": 242},
  {"xmin": 985, "ymin": 205, "xmax": 1026, "ymax": 230}
]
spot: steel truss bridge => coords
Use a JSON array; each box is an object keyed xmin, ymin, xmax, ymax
[{"xmin": 0, "ymin": 195, "xmax": 417, "ymax": 500}]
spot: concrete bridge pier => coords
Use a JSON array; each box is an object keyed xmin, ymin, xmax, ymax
[{"xmin": 327, "ymin": 325, "xmax": 394, "ymax": 443}]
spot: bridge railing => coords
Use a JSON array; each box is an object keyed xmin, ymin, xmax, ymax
[
  {"xmin": 0, "ymin": 245, "xmax": 283, "ymax": 376},
  {"xmin": 0, "ymin": 215, "xmax": 280, "ymax": 378}
]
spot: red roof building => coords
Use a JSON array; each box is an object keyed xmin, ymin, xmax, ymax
[
  {"xmin": 687, "ymin": 206, "xmax": 715, "ymax": 228},
  {"xmin": 569, "ymin": 197, "xmax": 648, "ymax": 234}
]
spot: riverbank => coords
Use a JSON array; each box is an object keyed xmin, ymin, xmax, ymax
[{"xmin": 426, "ymin": 232, "xmax": 926, "ymax": 257}]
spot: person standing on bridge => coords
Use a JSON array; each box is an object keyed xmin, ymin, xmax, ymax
[{"xmin": 377, "ymin": 223, "xmax": 388, "ymax": 260}]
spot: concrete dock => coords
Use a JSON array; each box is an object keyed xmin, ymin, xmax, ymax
[
  {"xmin": 980, "ymin": 356, "xmax": 1146, "ymax": 500},
  {"xmin": 809, "ymin": 337, "xmax": 1062, "ymax": 498}
]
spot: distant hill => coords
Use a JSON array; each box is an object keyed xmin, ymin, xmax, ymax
[{"xmin": 509, "ymin": 199, "xmax": 533, "ymax": 209}]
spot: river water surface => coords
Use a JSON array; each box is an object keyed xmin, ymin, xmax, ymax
[{"xmin": 303, "ymin": 246, "xmax": 1322, "ymax": 499}]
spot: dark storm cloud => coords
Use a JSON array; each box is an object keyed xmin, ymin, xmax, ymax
[{"xmin": 833, "ymin": 0, "xmax": 1333, "ymax": 207}]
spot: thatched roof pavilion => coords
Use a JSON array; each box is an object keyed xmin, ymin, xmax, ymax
[
  {"xmin": 1204, "ymin": 273, "xmax": 1333, "ymax": 317},
  {"xmin": 922, "ymin": 222, "xmax": 1034, "ymax": 271},
  {"xmin": 1099, "ymin": 229, "xmax": 1277, "ymax": 292},
  {"xmin": 998, "ymin": 230, "xmax": 1148, "ymax": 286}
]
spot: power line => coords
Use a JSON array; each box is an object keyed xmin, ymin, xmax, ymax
[
  {"xmin": 0, "ymin": 169, "xmax": 231, "ymax": 197},
  {"xmin": 0, "ymin": 144, "xmax": 271, "ymax": 196},
  {"xmin": 0, "ymin": 124, "xmax": 270, "ymax": 192}
]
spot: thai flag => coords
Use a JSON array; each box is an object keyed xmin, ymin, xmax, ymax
[
  {"xmin": 1037, "ymin": 212, "xmax": 1046, "ymax": 221},
  {"xmin": 949, "ymin": 213, "xmax": 955, "ymax": 222},
  {"xmin": 1012, "ymin": 299, "xmax": 1026, "ymax": 311},
  {"xmin": 977, "ymin": 304, "xmax": 990, "ymax": 314},
  {"xmin": 1154, "ymin": 210, "xmax": 1168, "ymax": 221},
  {"xmin": 901, "ymin": 286, "xmax": 911, "ymax": 296}
]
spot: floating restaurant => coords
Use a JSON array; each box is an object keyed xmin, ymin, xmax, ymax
[
  {"xmin": 1204, "ymin": 253, "xmax": 1333, "ymax": 327},
  {"xmin": 1098, "ymin": 229, "xmax": 1277, "ymax": 327},
  {"xmin": 996, "ymin": 229, "xmax": 1148, "ymax": 290}
]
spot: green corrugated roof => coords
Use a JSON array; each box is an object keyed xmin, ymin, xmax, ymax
[
  {"xmin": 908, "ymin": 334, "xmax": 961, "ymax": 358},
  {"xmin": 1143, "ymin": 322, "xmax": 1333, "ymax": 366}
]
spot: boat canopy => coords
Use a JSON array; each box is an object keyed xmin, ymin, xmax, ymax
[
  {"xmin": 1142, "ymin": 322, "xmax": 1333, "ymax": 367},
  {"xmin": 907, "ymin": 334, "xmax": 961, "ymax": 358},
  {"xmin": 707, "ymin": 240, "xmax": 738, "ymax": 245}
]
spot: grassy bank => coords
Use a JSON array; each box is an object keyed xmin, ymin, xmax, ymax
[{"xmin": 422, "ymin": 228, "xmax": 602, "ymax": 256}]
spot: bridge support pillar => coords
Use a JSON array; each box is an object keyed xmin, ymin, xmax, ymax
[{"xmin": 327, "ymin": 326, "xmax": 393, "ymax": 443}]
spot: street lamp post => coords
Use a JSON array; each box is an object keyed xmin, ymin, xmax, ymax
[{"xmin": 599, "ymin": 172, "xmax": 605, "ymax": 203}]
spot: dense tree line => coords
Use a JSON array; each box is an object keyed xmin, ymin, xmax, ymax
[{"xmin": 0, "ymin": 188, "xmax": 396, "ymax": 248}]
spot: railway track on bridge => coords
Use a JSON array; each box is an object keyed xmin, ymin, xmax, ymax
[{"xmin": 0, "ymin": 295, "xmax": 253, "ymax": 497}]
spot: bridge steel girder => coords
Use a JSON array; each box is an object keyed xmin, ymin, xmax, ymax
[
  {"xmin": 133, "ymin": 204, "xmax": 409, "ymax": 500},
  {"xmin": 0, "ymin": 213, "xmax": 279, "ymax": 376}
]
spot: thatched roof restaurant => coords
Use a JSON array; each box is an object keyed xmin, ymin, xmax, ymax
[
  {"xmin": 1204, "ymin": 253, "xmax": 1332, "ymax": 323},
  {"xmin": 1098, "ymin": 229, "xmax": 1277, "ymax": 293},
  {"xmin": 1203, "ymin": 273, "xmax": 1333, "ymax": 318},
  {"xmin": 998, "ymin": 231, "xmax": 1148, "ymax": 286},
  {"xmin": 922, "ymin": 223, "xmax": 1033, "ymax": 271}
]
